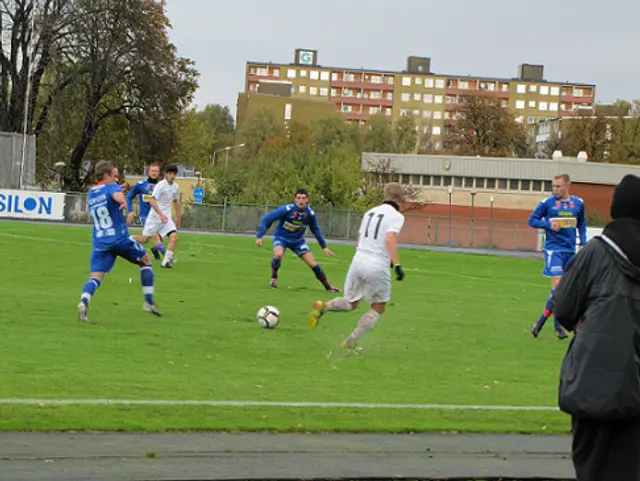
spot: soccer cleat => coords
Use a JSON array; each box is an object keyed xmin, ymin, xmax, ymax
[
  {"xmin": 340, "ymin": 338, "xmax": 363, "ymax": 354},
  {"xmin": 143, "ymin": 303, "xmax": 162, "ymax": 316},
  {"xmin": 326, "ymin": 286, "xmax": 341, "ymax": 293},
  {"xmin": 556, "ymin": 327, "xmax": 568, "ymax": 340},
  {"xmin": 269, "ymin": 279, "xmax": 278, "ymax": 289},
  {"xmin": 160, "ymin": 262, "xmax": 173, "ymax": 268},
  {"xmin": 77, "ymin": 302, "xmax": 89, "ymax": 323},
  {"xmin": 151, "ymin": 248, "xmax": 162, "ymax": 261},
  {"xmin": 531, "ymin": 322, "xmax": 542, "ymax": 338},
  {"xmin": 309, "ymin": 300, "xmax": 324, "ymax": 329}
]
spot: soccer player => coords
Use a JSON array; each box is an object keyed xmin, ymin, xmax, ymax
[
  {"xmin": 138, "ymin": 164, "xmax": 181, "ymax": 268},
  {"xmin": 77, "ymin": 161, "xmax": 161, "ymax": 322},
  {"xmin": 308, "ymin": 182, "xmax": 406, "ymax": 350},
  {"xmin": 256, "ymin": 189, "xmax": 340, "ymax": 292},
  {"xmin": 126, "ymin": 162, "xmax": 167, "ymax": 261},
  {"xmin": 528, "ymin": 173, "xmax": 587, "ymax": 340}
]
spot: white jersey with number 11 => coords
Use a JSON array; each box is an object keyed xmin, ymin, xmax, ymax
[{"xmin": 355, "ymin": 203, "xmax": 405, "ymax": 267}]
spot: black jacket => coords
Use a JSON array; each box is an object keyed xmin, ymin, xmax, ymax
[{"xmin": 553, "ymin": 229, "xmax": 640, "ymax": 420}]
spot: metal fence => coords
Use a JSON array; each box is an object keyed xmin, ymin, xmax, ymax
[
  {"xmin": 0, "ymin": 132, "xmax": 36, "ymax": 189},
  {"xmin": 61, "ymin": 192, "xmax": 541, "ymax": 252}
]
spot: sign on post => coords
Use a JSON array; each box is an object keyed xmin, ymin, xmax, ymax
[
  {"xmin": 193, "ymin": 187, "xmax": 204, "ymax": 205},
  {"xmin": 0, "ymin": 189, "xmax": 66, "ymax": 220}
]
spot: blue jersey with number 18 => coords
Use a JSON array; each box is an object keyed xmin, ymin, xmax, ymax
[{"xmin": 88, "ymin": 183, "xmax": 130, "ymax": 250}]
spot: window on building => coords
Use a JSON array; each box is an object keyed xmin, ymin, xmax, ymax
[
  {"xmin": 331, "ymin": 72, "xmax": 338, "ymax": 81},
  {"xmin": 498, "ymin": 179, "xmax": 508, "ymax": 190},
  {"xmin": 544, "ymin": 181, "xmax": 553, "ymax": 192},
  {"xmin": 424, "ymin": 78, "xmax": 434, "ymax": 88},
  {"xmin": 412, "ymin": 109, "xmax": 420, "ymax": 116},
  {"xmin": 515, "ymin": 116, "xmax": 524, "ymax": 123},
  {"xmin": 550, "ymin": 102, "xmax": 559, "ymax": 112},
  {"xmin": 343, "ymin": 73, "xmax": 355, "ymax": 82},
  {"xmin": 400, "ymin": 109, "xmax": 409, "ymax": 116},
  {"xmin": 435, "ymin": 79, "xmax": 445, "ymax": 88},
  {"xmin": 574, "ymin": 88, "xmax": 584, "ymax": 96},
  {"xmin": 561, "ymin": 87, "xmax": 569, "ymax": 96},
  {"xmin": 501, "ymin": 84, "xmax": 509, "ymax": 92},
  {"xmin": 433, "ymin": 111, "xmax": 443, "ymax": 120},
  {"xmin": 528, "ymin": 100, "xmax": 536, "ymax": 108},
  {"xmin": 299, "ymin": 86, "xmax": 307, "ymax": 93},
  {"xmin": 287, "ymin": 69, "xmax": 297, "ymax": 79},
  {"xmin": 529, "ymin": 85, "xmax": 537, "ymax": 92},
  {"xmin": 521, "ymin": 179, "xmax": 531, "ymax": 191},
  {"xmin": 387, "ymin": 77, "xmax": 394, "ymax": 85},
  {"xmin": 369, "ymin": 106, "xmax": 380, "ymax": 115},
  {"xmin": 299, "ymin": 70, "xmax": 307, "ymax": 77},
  {"xmin": 370, "ymin": 75, "xmax": 382, "ymax": 84},
  {"xmin": 454, "ymin": 176, "xmax": 463, "ymax": 187},
  {"xmin": 550, "ymin": 86, "xmax": 560, "ymax": 96},
  {"xmin": 385, "ymin": 108, "xmax": 392, "ymax": 116},
  {"xmin": 443, "ymin": 176, "xmax": 452, "ymax": 186},
  {"xmin": 459, "ymin": 81, "xmax": 469, "ymax": 89},
  {"xmin": 532, "ymin": 180, "xmax": 543, "ymax": 191},
  {"xmin": 476, "ymin": 178, "xmax": 486, "ymax": 189},
  {"xmin": 320, "ymin": 71, "xmax": 330, "ymax": 81},
  {"xmin": 517, "ymin": 84, "xmax": 526, "ymax": 94},
  {"xmin": 309, "ymin": 87, "xmax": 318, "ymax": 96},
  {"xmin": 310, "ymin": 70, "xmax": 319, "ymax": 80},
  {"xmin": 415, "ymin": 77, "xmax": 422, "ymax": 85},
  {"xmin": 402, "ymin": 77, "xmax": 411, "ymax": 86},
  {"xmin": 423, "ymin": 94, "xmax": 433, "ymax": 103},
  {"xmin": 386, "ymin": 92, "xmax": 393, "ymax": 100},
  {"xmin": 539, "ymin": 102, "xmax": 548, "ymax": 111},
  {"xmin": 423, "ymin": 110, "xmax": 432, "ymax": 118},
  {"xmin": 432, "ymin": 126, "xmax": 441, "ymax": 136},
  {"xmin": 370, "ymin": 91, "xmax": 382, "ymax": 99},
  {"xmin": 256, "ymin": 67, "xmax": 268, "ymax": 76},
  {"xmin": 330, "ymin": 88, "xmax": 338, "ymax": 97},
  {"xmin": 464, "ymin": 177, "xmax": 473, "ymax": 188},
  {"xmin": 486, "ymin": 178, "xmax": 496, "ymax": 189},
  {"xmin": 433, "ymin": 175, "xmax": 442, "ymax": 186},
  {"xmin": 528, "ymin": 116, "xmax": 535, "ymax": 124},
  {"xmin": 402, "ymin": 174, "xmax": 411, "ymax": 185},
  {"xmin": 422, "ymin": 175, "xmax": 431, "ymax": 186},
  {"xmin": 540, "ymin": 85, "xmax": 549, "ymax": 95},
  {"xmin": 401, "ymin": 93, "xmax": 410, "ymax": 102},
  {"xmin": 341, "ymin": 105, "xmax": 352, "ymax": 113},
  {"xmin": 434, "ymin": 95, "xmax": 443, "ymax": 104},
  {"xmin": 414, "ymin": 93, "xmax": 421, "ymax": 101},
  {"xmin": 320, "ymin": 87, "xmax": 328, "ymax": 96},
  {"xmin": 516, "ymin": 100, "xmax": 526, "ymax": 109},
  {"xmin": 508, "ymin": 179, "xmax": 519, "ymax": 191}
]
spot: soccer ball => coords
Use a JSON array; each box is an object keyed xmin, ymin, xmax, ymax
[{"xmin": 257, "ymin": 306, "xmax": 280, "ymax": 329}]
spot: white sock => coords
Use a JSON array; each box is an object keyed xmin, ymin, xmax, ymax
[
  {"xmin": 347, "ymin": 309, "xmax": 380, "ymax": 345},
  {"xmin": 162, "ymin": 250, "xmax": 173, "ymax": 265},
  {"xmin": 324, "ymin": 297, "xmax": 353, "ymax": 312}
]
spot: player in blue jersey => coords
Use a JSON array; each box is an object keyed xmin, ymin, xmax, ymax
[
  {"xmin": 126, "ymin": 162, "xmax": 167, "ymax": 261},
  {"xmin": 256, "ymin": 189, "xmax": 340, "ymax": 292},
  {"xmin": 528, "ymin": 173, "xmax": 587, "ymax": 339},
  {"xmin": 77, "ymin": 161, "xmax": 162, "ymax": 322}
]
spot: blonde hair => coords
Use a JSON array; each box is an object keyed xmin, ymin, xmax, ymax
[{"xmin": 383, "ymin": 182, "xmax": 404, "ymax": 204}]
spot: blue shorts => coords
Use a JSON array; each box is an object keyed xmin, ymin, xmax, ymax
[
  {"xmin": 273, "ymin": 237, "xmax": 311, "ymax": 257},
  {"xmin": 543, "ymin": 250, "xmax": 575, "ymax": 277},
  {"xmin": 90, "ymin": 237, "xmax": 147, "ymax": 274}
]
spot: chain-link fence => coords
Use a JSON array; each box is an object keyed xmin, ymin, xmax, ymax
[{"xmin": 59, "ymin": 192, "xmax": 540, "ymax": 251}]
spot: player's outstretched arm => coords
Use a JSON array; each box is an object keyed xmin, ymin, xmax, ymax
[
  {"xmin": 112, "ymin": 190, "xmax": 127, "ymax": 211},
  {"xmin": 256, "ymin": 206, "xmax": 286, "ymax": 241},
  {"xmin": 528, "ymin": 201, "xmax": 551, "ymax": 230},
  {"xmin": 309, "ymin": 212, "xmax": 332, "ymax": 255}
]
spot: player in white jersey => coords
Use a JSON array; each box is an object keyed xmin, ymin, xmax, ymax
[
  {"xmin": 140, "ymin": 164, "xmax": 181, "ymax": 268},
  {"xmin": 308, "ymin": 182, "xmax": 406, "ymax": 350}
]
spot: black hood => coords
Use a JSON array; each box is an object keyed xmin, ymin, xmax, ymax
[{"xmin": 602, "ymin": 219, "xmax": 640, "ymax": 276}]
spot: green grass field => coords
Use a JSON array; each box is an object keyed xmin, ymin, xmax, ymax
[{"xmin": 0, "ymin": 221, "xmax": 571, "ymax": 434}]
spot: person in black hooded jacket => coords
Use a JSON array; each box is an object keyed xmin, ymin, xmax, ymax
[{"xmin": 552, "ymin": 173, "xmax": 640, "ymax": 481}]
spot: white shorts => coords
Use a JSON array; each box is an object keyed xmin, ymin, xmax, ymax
[
  {"xmin": 142, "ymin": 217, "xmax": 177, "ymax": 238},
  {"xmin": 343, "ymin": 260, "xmax": 391, "ymax": 304}
]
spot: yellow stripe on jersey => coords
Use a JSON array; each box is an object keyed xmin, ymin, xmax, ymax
[
  {"xmin": 550, "ymin": 217, "xmax": 577, "ymax": 228},
  {"xmin": 142, "ymin": 194, "xmax": 153, "ymax": 202}
]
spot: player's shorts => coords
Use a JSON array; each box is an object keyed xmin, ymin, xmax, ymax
[
  {"xmin": 90, "ymin": 237, "xmax": 147, "ymax": 274},
  {"xmin": 142, "ymin": 216, "xmax": 177, "ymax": 238},
  {"xmin": 273, "ymin": 237, "xmax": 311, "ymax": 257},
  {"xmin": 543, "ymin": 250, "xmax": 575, "ymax": 277},
  {"xmin": 343, "ymin": 259, "xmax": 391, "ymax": 304}
]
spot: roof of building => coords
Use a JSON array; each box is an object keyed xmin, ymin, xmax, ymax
[
  {"xmin": 361, "ymin": 153, "xmax": 640, "ymax": 186},
  {"xmin": 246, "ymin": 61, "xmax": 596, "ymax": 88}
]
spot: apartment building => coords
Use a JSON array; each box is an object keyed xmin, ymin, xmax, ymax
[{"xmin": 243, "ymin": 49, "xmax": 596, "ymax": 132}]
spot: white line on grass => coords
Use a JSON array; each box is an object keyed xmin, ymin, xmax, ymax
[{"xmin": 0, "ymin": 398, "xmax": 559, "ymax": 411}]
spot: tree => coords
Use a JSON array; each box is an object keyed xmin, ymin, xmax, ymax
[
  {"xmin": 393, "ymin": 114, "xmax": 417, "ymax": 153},
  {"xmin": 63, "ymin": 0, "xmax": 198, "ymax": 189},
  {"xmin": 170, "ymin": 109, "xmax": 215, "ymax": 171},
  {"xmin": 237, "ymin": 107, "xmax": 280, "ymax": 159},
  {"xmin": 361, "ymin": 113, "xmax": 394, "ymax": 153},
  {"xmin": 310, "ymin": 115, "xmax": 360, "ymax": 154},
  {"xmin": 444, "ymin": 95, "xmax": 531, "ymax": 157},
  {"xmin": 198, "ymin": 103, "xmax": 235, "ymax": 153}
]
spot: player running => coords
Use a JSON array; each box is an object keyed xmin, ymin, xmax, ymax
[
  {"xmin": 256, "ymin": 189, "xmax": 340, "ymax": 292},
  {"xmin": 126, "ymin": 162, "xmax": 167, "ymax": 261},
  {"xmin": 77, "ymin": 161, "xmax": 161, "ymax": 322},
  {"xmin": 136, "ymin": 164, "xmax": 181, "ymax": 268},
  {"xmin": 308, "ymin": 182, "xmax": 406, "ymax": 351},
  {"xmin": 528, "ymin": 173, "xmax": 587, "ymax": 340}
]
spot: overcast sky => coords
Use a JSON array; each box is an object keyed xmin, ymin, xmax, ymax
[{"xmin": 164, "ymin": 0, "xmax": 638, "ymax": 116}]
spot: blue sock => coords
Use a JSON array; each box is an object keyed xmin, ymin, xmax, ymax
[
  {"xmin": 312, "ymin": 265, "xmax": 331, "ymax": 289},
  {"xmin": 152, "ymin": 243, "xmax": 166, "ymax": 255},
  {"xmin": 271, "ymin": 257, "xmax": 281, "ymax": 280},
  {"xmin": 140, "ymin": 264, "xmax": 155, "ymax": 305},
  {"xmin": 80, "ymin": 278, "xmax": 101, "ymax": 306},
  {"xmin": 537, "ymin": 289, "xmax": 554, "ymax": 327}
]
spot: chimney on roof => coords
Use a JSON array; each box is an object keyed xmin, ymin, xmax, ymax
[
  {"xmin": 518, "ymin": 63, "xmax": 544, "ymax": 82},
  {"xmin": 406, "ymin": 56, "xmax": 431, "ymax": 74}
]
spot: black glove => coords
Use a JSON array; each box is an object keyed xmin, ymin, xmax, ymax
[{"xmin": 394, "ymin": 264, "xmax": 405, "ymax": 281}]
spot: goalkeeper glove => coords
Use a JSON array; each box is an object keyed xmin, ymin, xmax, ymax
[{"xmin": 390, "ymin": 263, "xmax": 405, "ymax": 281}]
